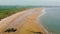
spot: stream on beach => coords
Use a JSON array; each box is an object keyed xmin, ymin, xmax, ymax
[{"xmin": 39, "ymin": 7, "xmax": 60, "ymax": 34}]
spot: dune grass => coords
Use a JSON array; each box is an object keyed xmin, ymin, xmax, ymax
[{"xmin": 0, "ymin": 6, "xmax": 32, "ymax": 20}]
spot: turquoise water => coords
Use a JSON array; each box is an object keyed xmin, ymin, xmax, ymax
[{"xmin": 40, "ymin": 7, "xmax": 60, "ymax": 34}]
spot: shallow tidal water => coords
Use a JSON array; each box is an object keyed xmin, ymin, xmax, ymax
[{"xmin": 40, "ymin": 7, "xmax": 60, "ymax": 34}]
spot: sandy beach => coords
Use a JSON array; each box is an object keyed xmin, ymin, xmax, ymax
[{"xmin": 0, "ymin": 8, "xmax": 49, "ymax": 34}]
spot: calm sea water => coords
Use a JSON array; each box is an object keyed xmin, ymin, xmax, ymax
[{"xmin": 40, "ymin": 7, "xmax": 60, "ymax": 34}]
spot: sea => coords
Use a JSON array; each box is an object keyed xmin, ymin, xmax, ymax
[{"xmin": 40, "ymin": 7, "xmax": 60, "ymax": 34}]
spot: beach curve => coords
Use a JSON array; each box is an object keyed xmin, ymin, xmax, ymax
[{"xmin": 0, "ymin": 8, "xmax": 50, "ymax": 34}]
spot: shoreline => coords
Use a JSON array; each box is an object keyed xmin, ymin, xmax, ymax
[
  {"xmin": 36, "ymin": 8, "xmax": 50, "ymax": 34},
  {"xmin": 0, "ymin": 8, "xmax": 51, "ymax": 34}
]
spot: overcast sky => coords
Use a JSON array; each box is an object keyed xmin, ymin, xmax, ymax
[{"xmin": 0, "ymin": 0, "xmax": 60, "ymax": 6}]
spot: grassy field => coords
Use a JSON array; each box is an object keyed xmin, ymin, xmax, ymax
[{"xmin": 0, "ymin": 6, "xmax": 34, "ymax": 20}]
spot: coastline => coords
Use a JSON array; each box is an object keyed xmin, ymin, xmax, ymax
[
  {"xmin": 0, "ymin": 8, "xmax": 51, "ymax": 34},
  {"xmin": 36, "ymin": 8, "xmax": 50, "ymax": 34}
]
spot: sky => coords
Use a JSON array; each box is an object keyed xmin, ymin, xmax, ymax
[{"xmin": 0, "ymin": 0, "xmax": 60, "ymax": 6}]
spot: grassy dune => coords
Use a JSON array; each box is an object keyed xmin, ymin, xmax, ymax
[{"xmin": 0, "ymin": 6, "xmax": 33, "ymax": 20}]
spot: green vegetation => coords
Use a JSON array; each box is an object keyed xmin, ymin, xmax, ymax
[
  {"xmin": 4, "ymin": 28, "xmax": 16, "ymax": 32},
  {"xmin": 0, "ymin": 6, "xmax": 34, "ymax": 20}
]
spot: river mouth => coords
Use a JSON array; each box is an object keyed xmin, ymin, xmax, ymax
[{"xmin": 39, "ymin": 7, "xmax": 60, "ymax": 34}]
